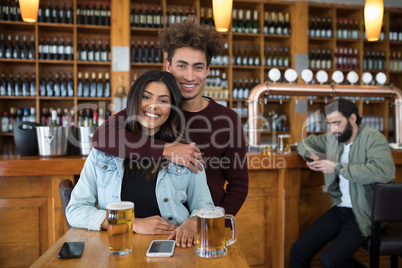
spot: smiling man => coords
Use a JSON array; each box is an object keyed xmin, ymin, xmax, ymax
[
  {"xmin": 92, "ymin": 17, "xmax": 249, "ymax": 227},
  {"xmin": 291, "ymin": 98, "xmax": 395, "ymax": 267}
]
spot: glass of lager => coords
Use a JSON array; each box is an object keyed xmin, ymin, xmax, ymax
[
  {"xmin": 278, "ymin": 134, "xmax": 291, "ymax": 154},
  {"xmin": 196, "ymin": 206, "xmax": 237, "ymax": 258},
  {"xmin": 106, "ymin": 201, "xmax": 134, "ymax": 255}
]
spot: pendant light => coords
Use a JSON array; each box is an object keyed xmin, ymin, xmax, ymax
[
  {"xmin": 364, "ymin": 0, "xmax": 384, "ymax": 41},
  {"xmin": 212, "ymin": 0, "xmax": 233, "ymax": 32},
  {"xmin": 19, "ymin": 0, "xmax": 40, "ymax": 23}
]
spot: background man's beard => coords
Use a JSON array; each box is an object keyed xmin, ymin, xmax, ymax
[{"xmin": 336, "ymin": 121, "xmax": 353, "ymax": 142}]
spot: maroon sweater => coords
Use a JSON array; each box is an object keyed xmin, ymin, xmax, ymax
[{"xmin": 92, "ymin": 97, "xmax": 249, "ymax": 216}]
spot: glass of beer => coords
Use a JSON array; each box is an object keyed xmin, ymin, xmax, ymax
[
  {"xmin": 106, "ymin": 201, "xmax": 134, "ymax": 255},
  {"xmin": 278, "ymin": 134, "xmax": 291, "ymax": 154},
  {"xmin": 196, "ymin": 206, "xmax": 237, "ymax": 258}
]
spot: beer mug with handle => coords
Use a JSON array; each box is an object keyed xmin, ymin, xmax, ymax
[{"xmin": 196, "ymin": 206, "xmax": 237, "ymax": 258}]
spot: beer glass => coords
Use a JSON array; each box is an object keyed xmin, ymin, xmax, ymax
[
  {"xmin": 278, "ymin": 134, "xmax": 291, "ymax": 154},
  {"xmin": 106, "ymin": 201, "xmax": 134, "ymax": 255},
  {"xmin": 196, "ymin": 206, "xmax": 237, "ymax": 258}
]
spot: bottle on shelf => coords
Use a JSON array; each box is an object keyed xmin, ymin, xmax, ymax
[
  {"xmin": 12, "ymin": 35, "xmax": 20, "ymax": 59},
  {"xmin": 5, "ymin": 34, "xmax": 12, "ymax": 58},
  {"xmin": 40, "ymin": 72, "xmax": 46, "ymax": 96},
  {"xmin": 22, "ymin": 72, "xmax": 29, "ymax": 96},
  {"xmin": 244, "ymin": 10, "xmax": 251, "ymax": 33},
  {"xmin": 237, "ymin": 9, "xmax": 244, "ymax": 33},
  {"xmin": 54, "ymin": 72, "xmax": 61, "ymax": 97},
  {"xmin": 90, "ymin": 72, "xmax": 97, "ymax": 97},
  {"xmin": 21, "ymin": 35, "xmax": 28, "ymax": 59},
  {"xmin": 14, "ymin": 72, "xmax": 22, "ymax": 96},
  {"xmin": 67, "ymin": 73, "xmax": 74, "ymax": 97},
  {"xmin": 60, "ymin": 72, "xmax": 67, "ymax": 97},
  {"xmin": 28, "ymin": 36, "xmax": 35, "ymax": 59},
  {"xmin": 30, "ymin": 73, "xmax": 36, "ymax": 96},
  {"xmin": 97, "ymin": 72, "xmax": 103, "ymax": 97},
  {"xmin": 283, "ymin": 12, "xmax": 291, "ymax": 35},
  {"xmin": 104, "ymin": 72, "xmax": 110, "ymax": 97},
  {"xmin": 50, "ymin": 110, "xmax": 59, "ymax": 126},
  {"xmin": 83, "ymin": 72, "xmax": 90, "ymax": 97},
  {"xmin": 46, "ymin": 72, "xmax": 54, "ymax": 96},
  {"xmin": 0, "ymin": 72, "xmax": 6, "ymax": 96},
  {"xmin": 77, "ymin": 72, "xmax": 83, "ymax": 97},
  {"xmin": 7, "ymin": 72, "xmax": 14, "ymax": 96}
]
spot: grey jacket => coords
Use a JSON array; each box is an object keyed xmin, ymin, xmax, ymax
[{"xmin": 298, "ymin": 124, "xmax": 395, "ymax": 237}]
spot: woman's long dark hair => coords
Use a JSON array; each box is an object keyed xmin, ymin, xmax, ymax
[{"xmin": 123, "ymin": 70, "xmax": 185, "ymax": 179}]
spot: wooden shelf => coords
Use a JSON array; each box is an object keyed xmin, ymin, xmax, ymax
[
  {"xmin": 38, "ymin": 60, "xmax": 74, "ymax": 64},
  {"xmin": 0, "ymin": 132, "xmax": 14, "ymax": 137},
  {"xmin": 0, "ymin": 59, "xmax": 36, "ymax": 63},
  {"xmin": 0, "ymin": 96, "xmax": 36, "ymax": 100}
]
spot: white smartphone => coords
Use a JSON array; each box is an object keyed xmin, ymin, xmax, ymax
[{"xmin": 146, "ymin": 240, "xmax": 175, "ymax": 257}]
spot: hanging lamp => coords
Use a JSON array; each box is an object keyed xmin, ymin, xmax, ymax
[
  {"xmin": 19, "ymin": 0, "xmax": 40, "ymax": 23},
  {"xmin": 364, "ymin": 0, "xmax": 384, "ymax": 41},
  {"xmin": 212, "ymin": 0, "xmax": 233, "ymax": 32}
]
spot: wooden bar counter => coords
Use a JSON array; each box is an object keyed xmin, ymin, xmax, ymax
[{"xmin": 1, "ymin": 150, "xmax": 402, "ymax": 267}]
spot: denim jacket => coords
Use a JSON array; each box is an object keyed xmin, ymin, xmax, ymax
[{"xmin": 66, "ymin": 148, "xmax": 214, "ymax": 231}]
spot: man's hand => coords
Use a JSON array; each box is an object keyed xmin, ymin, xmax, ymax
[
  {"xmin": 162, "ymin": 142, "xmax": 204, "ymax": 173},
  {"xmin": 307, "ymin": 159, "xmax": 336, "ymax": 174},
  {"xmin": 133, "ymin": 216, "xmax": 177, "ymax": 234},
  {"xmin": 167, "ymin": 217, "xmax": 197, "ymax": 248}
]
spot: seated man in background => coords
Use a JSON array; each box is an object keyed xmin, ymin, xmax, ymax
[{"xmin": 290, "ymin": 98, "xmax": 395, "ymax": 268}]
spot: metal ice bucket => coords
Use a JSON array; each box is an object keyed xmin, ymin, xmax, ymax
[
  {"xmin": 36, "ymin": 126, "xmax": 70, "ymax": 156},
  {"xmin": 76, "ymin": 126, "xmax": 97, "ymax": 155}
]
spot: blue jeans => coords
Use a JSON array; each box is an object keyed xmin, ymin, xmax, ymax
[{"xmin": 290, "ymin": 206, "xmax": 366, "ymax": 268}]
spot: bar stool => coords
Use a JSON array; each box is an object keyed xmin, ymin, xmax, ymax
[
  {"xmin": 370, "ymin": 182, "xmax": 402, "ymax": 268},
  {"xmin": 58, "ymin": 179, "xmax": 74, "ymax": 229}
]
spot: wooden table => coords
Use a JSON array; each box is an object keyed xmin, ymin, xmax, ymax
[{"xmin": 30, "ymin": 228, "xmax": 249, "ymax": 267}]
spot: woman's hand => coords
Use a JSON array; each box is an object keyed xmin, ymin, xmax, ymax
[
  {"xmin": 167, "ymin": 216, "xmax": 197, "ymax": 248},
  {"xmin": 133, "ymin": 216, "xmax": 177, "ymax": 234}
]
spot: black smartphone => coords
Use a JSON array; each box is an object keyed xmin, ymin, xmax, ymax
[
  {"xmin": 58, "ymin": 242, "xmax": 85, "ymax": 259},
  {"xmin": 305, "ymin": 157, "xmax": 315, "ymax": 162}
]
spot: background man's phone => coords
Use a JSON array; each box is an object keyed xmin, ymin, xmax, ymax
[
  {"xmin": 146, "ymin": 240, "xmax": 175, "ymax": 257},
  {"xmin": 305, "ymin": 157, "xmax": 315, "ymax": 162},
  {"xmin": 58, "ymin": 242, "xmax": 85, "ymax": 259}
]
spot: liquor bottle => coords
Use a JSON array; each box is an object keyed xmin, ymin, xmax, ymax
[
  {"xmin": 82, "ymin": 38, "xmax": 89, "ymax": 61},
  {"xmin": 272, "ymin": 46, "xmax": 278, "ymax": 67},
  {"xmin": 88, "ymin": 38, "xmax": 95, "ymax": 61},
  {"xmin": 222, "ymin": 43, "xmax": 229, "ymax": 65},
  {"xmin": 133, "ymin": 4, "xmax": 140, "ymax": 27},
  {"xmin": 232, "ymin": 78, "xmax": 238, "ymax": 99},
  {"xmin": 326, "ymin": 17, "xmax": 332, "ymax": 38},
  {"xmin": 67, "ymin": 73, "xmax": 74, "ymax": 97},
  {"xmin": 254, "ymin": 45, "xmax": 260, "ymax": 66},
  {"xmin": 99, "ymin": 109, "xmax": 105, "ymax": 126},
  {"xmin": 67, "ymin": 2, "xmax": 73, "ymax": 24},
  {"xmin": 142, "ymin": 40, "xmax": 149, "ymax": 62},
  {"xmin": 51, "ymin": 37, "xmax": 58, "ymax": 60},
  {"xmin": 95, "ymin": 39, "xmax": 102, "ymax": 61},
  {"xmin": 320, "ymin": 17, "xmax": 327, "ymax": 38},
  {"xmin": 136, "ymin": 40, "xmax": 142, "ymax": 62},
  {"xmin": 76, "ymin": 38, "xmax": 82, "ymax": 61},
  {"xmin": 130, "ymin": 4, "xmax": 135, "ymax": 27},
  {"xmin": 241, "ymin": 45, "xmax": 248, "ymax": 66},
  {"xmin": 77, "ymin": 72, "xmax": 83, "ymax": 97},
  {"xmin": 45, "ymin": 37, "xmax": 51, "ymax": 60},
  {"xmin": 14, "ymin": 72, "xmax": 22, "ymax": 96},
  {"xmin": 266, "ymin": 45, "xmax": 272, "ymax": 67},
  {"xmin": 232, "ymin": 9, "xmax": 237, "ymax": 33},
  {"xmin": 237, "ymin": 78, "xmax": 244, "ymax": 99},
  {"xmin": 60, "ymin": 72, "xmax": 67, "ymax": 97},
  {"xmin": 7, "ymin": 72, "xmax": 14, "ymax": 96},
  {"xmin": 22, "ymin": 72, "xmax": 29, "ymax": 96},
  {"xmin": 59, "ymin": 2, "xmax": 66, "ymax": 23},
  {"xmin": 244, "ymin": 10, "xmax": 251, "ymax": 33},
  {"xmin": 0, "ymin": 72, "xmax": 6, "ymax": 96},
  {"xmin": 269, "ymin": 12, "xmax": 276, "ymax": 35},
  {"xmin": 342, "ymin": 18, "xmax": 348, "ymax": 39},
  {"xmin": 54, "ymin": 72, "xmax": 61, "ymax": 96},
  {"xmin": 1, "ymin": 111, "xmax": 9, "ymax": 133},
  {"xmin": 155, "ymin": 41, "xmax": 162, "ymax": 63},
  {"xmin": 83, "ymin": 0, "xmax": 90, "ymax": 25},
  {"xmin": 315, "ymin": 16, "xmax": 321, "ymax": 37},
  {"xmin": 283, "ymin": 46, "xmax": 290, "ymax": 67},
  {"xmin": 46, "ymin": 72, "xmax": 54, "ymax": 96},
  {"xmin": 45, "ymin": 1, "xmax": 51, "ymax": 23},
  {"xmin": 52, "ymin": 2, "xmax": 60, "ymax": 23},
  {"xmin": 30, "ymin": 73, "xmax": 36, "ymax": 96},
  {"xmin": 6, "ymin": 0, "xmax": 12, "ymax": 21},
  {"xmin": 247, "ymin": 45, "xmax": 253, "ymax": 66},
  {"xmin": 149, "ymin": 40, "xmax": 155, "ymax": 63},
  {"xmin": 90, "ymin": 72, "xmax": 96, "ymax": 97},
  {"xmin": 315, "ymin": 49, "xmax": 321, "ymax": 69},
  {"xmin": 276, "ymin": 12, "xmax": 283, "ymax": 35},
  {"xmin": 76, "ymin": 0, "xmax": 82, "ymax": 24},
  {"xmin": 38, "ymin": 37, "xmax": 44, "ymax": 59},
  {"xmin": 66, "ymin": 37, "xmax": 73, "ymax": 61},
  {"xmin": 130, "ymin": 40, "xmax": 136, "ymax": 62},
  {"xmin": 156, "ymin": 6, "xmax": 163, "ymax": 28},
  {"xmin": 252, "ymin": 10, "xmax": 259, "ymax": 34},
  {"xmin": 58, "ymin": 37, "xmax": 65, "ymax": 60},
  {"xmin": 336, "ymin": 18, "xmax": 343, "ymax": 39},
  {"xmin": 96, "ymin": 72, "xmax": 103, "ymax": 97},
  {"xmin": 92, "ymin": 109, "xmax": 99, "ymax": 127},
  {"xmin": 38, "ymin": 2, "xmax": 44, "ymax": 22},
  {"xmin": 309, "ymin": 16, "xmax": 315, "ymax": 37},
  {"xmin": 177, "ymin": 7, "xmax": 184, "ymax": 23},
  {"xmin": 98, "ymin": 0, "xmax": 104, "ymax": 25},
  {"xmin": 104, "ymin": 72, "xmax": 110, "ymax": 97},
  {"xmin": 326, "ymin": 49, "xmax": 332, "ymax": 69},
  {"xmin": 277, "ymin": 46, "xmax": 283, "ymax": 67},
  {"xmin": 103, "ymin": 39, "xmax": 110, "ymax": 61},
  {"xmin": 39, "ymin": 72, "xmax": 46, "ymax": 96},
  {"xmin": 263, "ymin": 11, "xmax": 269, "ymax": 34},
  {"xmin": 146, "ymin": 6, "xmax": 154, "ymax": 28},
  {"xmin": 50, "ymin": 110, "xmax": 59, "ymax": 126},
  {"xmin": 28, "ymin": 36, "xmax": 35, "ymax": 59},
  {"xmin": 20, "ymin": 35, "xmax": 28, "ymax": 59},
  {"xmin": 309, "ymin": 48, "xmax": 316, "ymax": 69},
  {"xmin": 237, "ymin": 9, "xmax": 244, "ymax": 33},
  {"xmin": 139, "ymin": 5, "xmax": 146, "ymax": 27},
  {"xmin": 104, "ymin": 0, "xmax": 110, "ymax": 26},
  {"xmin": 170, "ymin": 7, "xmax": 177, "ymax": 25},
  {"xmin": 0, "ymin": 34, "xmax": 4, "ymax": 58},
  {"xmin": 283, "ymin": 13, "xmax": 290, "ymax": 35},
  {"xmin": 13, "ymin": 35, "xmax": 20, "ymax": 59},
  {"xmin": 83, "ymin": 72, "xmax": 90, "ymax": 97},
  {"xmin": 91, "ymin": 0, "xmax": 97, "ymax": 25},
  {"xmin": 15, "ymin": 0, "xmax": 22, "ymax": 21}
]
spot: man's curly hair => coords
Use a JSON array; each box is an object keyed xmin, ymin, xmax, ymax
[{"xmin": 158, "ymin": 16, "xmax": 225, "ymax": 66}]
